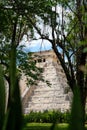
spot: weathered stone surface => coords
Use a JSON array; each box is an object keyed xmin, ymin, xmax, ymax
[{"xmin": 21, "ymin": 50, "xmax": 72, "ymax": 114}]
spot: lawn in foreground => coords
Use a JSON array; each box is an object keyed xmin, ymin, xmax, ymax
[
  {"xmin": 23, "ymin": 123, "xmax": 87, "ymax": 130},
  {"xmin": 23, "ymin": 123, "xmax": 68, "ymax": 130}
]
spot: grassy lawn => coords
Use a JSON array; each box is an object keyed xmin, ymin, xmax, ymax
[
  {"xmin": 23, "ymin": 123, "xmax": 69, "ymax": 130},
  {"xmin": 23, "ymin": 123, "xmax": 87, "ymax": 130}
]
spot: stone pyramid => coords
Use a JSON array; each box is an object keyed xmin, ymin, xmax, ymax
[{"xmin": 20, "ymin": 50, "xmax": 72, "ymax": 114}]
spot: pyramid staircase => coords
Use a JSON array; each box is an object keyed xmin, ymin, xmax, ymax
[{"xmin": 22, "ymin": 59, "xmax": 71, "ymax": 114}]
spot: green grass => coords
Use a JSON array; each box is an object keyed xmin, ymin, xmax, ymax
[
  {"xmin": 23, "ymin": 123, "xmax": 87, "ymax": 130},
  {"xmin": 23, "ymin": 123, "xmax": 69, "ymax": 130}
]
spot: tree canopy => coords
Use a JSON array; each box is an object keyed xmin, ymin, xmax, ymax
[
  {"xmin": 0, "ymin": 0, "xmax": 45, "ymax": 86},
  {"xmin": 0, "ymin": 0, "xmax": 87, "ymax": 129}
]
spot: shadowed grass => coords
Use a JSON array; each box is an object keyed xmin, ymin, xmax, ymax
[
  {"xmin": 23, "ymin": 123, "xmax": 87, "ymax": 130},
  {"xmin": 23, "ymin": 123, "xmax": 68, "ymax": 130}
]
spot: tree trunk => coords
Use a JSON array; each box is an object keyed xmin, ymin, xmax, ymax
[
  {"xmin": 80, "ymin": 87, "xmax": 86, "ymax": 126},
  {"xmin": 69, "ymin": 85, "xmax": 85, "ymax": 130}
]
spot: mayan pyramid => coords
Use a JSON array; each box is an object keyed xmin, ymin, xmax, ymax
[{"xmin": 20, "ymin": 50, "xmax": 72, "ymax": 114}]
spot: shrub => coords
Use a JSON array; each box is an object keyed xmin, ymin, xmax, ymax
[{"xmin": 23, "ymin": 110, "xmax": 71, "ymax": 124}]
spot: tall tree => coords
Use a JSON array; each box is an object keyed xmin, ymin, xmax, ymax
[
  {"xmin": 0, "ymin": 0, "xmax": 44, "ymax": 109},
  {"xmin": 0, "ymin": 1, "xmax": 45, "ymax": 129}
]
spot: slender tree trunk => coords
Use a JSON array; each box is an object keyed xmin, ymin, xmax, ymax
[
  {"xmin": 3, "ymin": 17, "xmax": 22, "ymax": 130},
  {"xmin": 80, "ymin": 88, "xmax": 86, "ymax": 126},
  {"xmin": 7, "ymin": 83, "xmax": 11, "ymax": 111}
]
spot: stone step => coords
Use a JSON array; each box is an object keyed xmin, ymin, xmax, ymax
[
  {"xmin": 34, "ymin": 90, "xmax": 64, "ymax": 95},
  {"xmin": 34, "ymin": 87, "xmax": 61, "ymax": 92},
  {"xmin": 32, "ymin": 92, "xmax": 61, "ymax": 97},
  {"xmin": 28, "ymin": 98, "xmax": 66, "ymax": 104},
  {"xmin": 24, "ymin": 102, "xmax": 70, "ymax": 113},
  {"xmin": 31, "ymin": 93, "xmax": 70, "ymax": 102},
  {"xmin": 23, "ymin": 95, "xmax": 70, "ymax": 113}
]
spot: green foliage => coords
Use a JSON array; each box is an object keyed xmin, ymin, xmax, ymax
[
  {"xmin": 23, "ymin": 110, "xmax": 71, "ymax": 124},
  {"xmin": 0, "ymin": 1, "xmax": 87, "ymax": 130},
  {"xmin": 78, "ymin": 40, "xmax": 87, "ymax": 48},
  {"xmin": 0, "ymin": 42, "xmax": 43, "ymax": 86},
  {"xmin": 0, "ymin": 0, "xmax": 46, "ymax": 86},
  {"xmin": 17, "ymin": 47, "xmax": 43, "ymax": 86}
]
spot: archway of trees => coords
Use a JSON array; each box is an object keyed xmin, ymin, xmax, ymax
[{"xmin": 0, "ymin": 0, "xmax": 87, "ymax": 130}]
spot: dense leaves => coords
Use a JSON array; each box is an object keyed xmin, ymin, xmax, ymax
[
  {"xmin": 0, "ymin": 0, "xmax": 87, "ymax": 130},
  {"xmin": 0, "ymin": 0, "xmax": 46, "ymax": 86},
  {"xmin": 23, "ymin": 110, "xmax": 70, "ymax": 124}
]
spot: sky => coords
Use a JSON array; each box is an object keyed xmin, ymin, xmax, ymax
[
  {"xmin": 20, "ymin": 25, "xmax": 52, "ymax": 52},
  {"xmin": 22, "ymin": 39, "xmax": 52, "ymax": 52}
]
